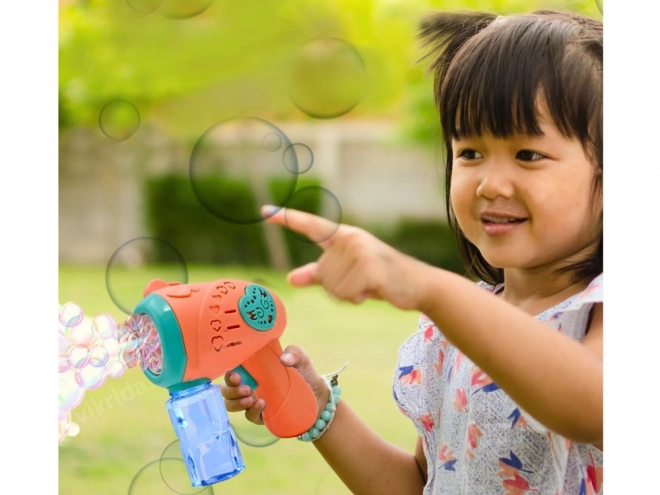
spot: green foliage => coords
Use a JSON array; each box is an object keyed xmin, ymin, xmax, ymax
[{"xmin": 144, "ymin": 174, "xmax": 323, "ymax": 266}]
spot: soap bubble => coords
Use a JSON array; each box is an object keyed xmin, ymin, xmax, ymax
[
  {"xmin": 103, "ymin": 336, "xmax": 121, "ymax": 359},
  {"xmin": 155, "ymin": 441, "xmax": 215, "ymax": 494},
  {"xmin": 129, "ymin": 458, "xmax": 214, "ymax": 494},
  {"xmin": 190, "ymin": 116, "xmax": 299, "ymax": 224},
  {"xmin": 75, "ymin": 365, "xmax": 107, "ymax": 390},
  {"xmin": 595, "ymin": 0, "xmax": 602, "ymax": 14},
  {"xmin": 288, "ymin": 37, "xmax": 367, "ymax": 119},
  {"xmin": 231, "ymin": 416, "xmax": 280, "ymax": 448},
  {"xmin": 285, "ymin": 186, "xmax": 342, "ymax": 244},
  {"xmin": 59, "ymin": 370, "xmax": 85, "ymax": 414},
  {"xmin": 66, "ymin": 316, "xmax": 98, "ymax": 346},
  {"xmin": 283, "ymin": 143, "xmax": 314, "ymax": 175},
  {"xmin": 106, "ymin": 359, "xmax": 126, "ymax": 379},
  {"xmin": 159, "ymin": 0, "xmax": 214, "ymax": 19},
  {"xmin": 58, "ymin": 329, "xmax": 69, "ymax": 355},
  {"xmin": 59, "ymin": 302, "xmax": 84, "ymax": 328},
  {"xmin": 89, "ymin": 346, "xmax": 110, "ymax": 367},
  {"xmin": 105, "ymin": 237, "xmax": 188, "ymax": 314},
  {"xmin": 94, "ymin": 314, "xmax": 117, "ymax": 339},
  {"xmin": 58, "ymin": 355, "xmax": 71, "ymax": 373},
  {"xmin": 66, "ymin": 344, "xmax": 90, "ymax": 368},
  {"xmin": 99, "ymin": 99, "xmax": 141, "ymax": 141}
]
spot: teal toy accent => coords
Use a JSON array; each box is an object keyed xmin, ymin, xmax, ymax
[
  {"xmin": 233, "ymin": 365, "xmax": 259, "ymax": 390},
  {"xmin": 238, "ymin": 284, "xmax": 276, "ymax": 331},
  {"xmin": 133, "ymin": 294, "xmax": 187, "ymax": 389}
]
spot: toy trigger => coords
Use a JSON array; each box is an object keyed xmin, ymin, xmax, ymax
[{"xmin": 233, "ymin": 365, "xmax": 259, "ymax": 390}]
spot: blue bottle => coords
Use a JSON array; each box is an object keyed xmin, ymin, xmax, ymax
[{"xmin": 166, "ymin": 380, "xmax": 245, "ymax": 486}]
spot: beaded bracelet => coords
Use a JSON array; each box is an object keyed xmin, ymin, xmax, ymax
[{"xmin": 297, "ymin": 363, "xmax": 348, "ymax": 442}]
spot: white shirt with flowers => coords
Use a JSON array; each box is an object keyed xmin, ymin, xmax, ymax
[{"xmin": 392, "ymin": 274, "xmax": 603, "ymax": 495}]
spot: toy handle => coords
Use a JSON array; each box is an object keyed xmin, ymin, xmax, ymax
[{"xmin": 237, "ymin": 340, "xmax": 318, "ymax": 438}]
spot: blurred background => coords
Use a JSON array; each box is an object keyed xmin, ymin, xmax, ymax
[{"xmin": 58, "ymin": 0, "xmax": 602, "ymax": 493}]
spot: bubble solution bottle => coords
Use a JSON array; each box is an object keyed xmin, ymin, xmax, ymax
[{"xmin": 166, "ymin": 380, "xmax": 245, "ymax": 486}]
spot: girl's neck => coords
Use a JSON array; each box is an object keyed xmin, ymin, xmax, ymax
[{"xmin": 499, "ymin": 268, "xmax": 593, "ymax": 316}]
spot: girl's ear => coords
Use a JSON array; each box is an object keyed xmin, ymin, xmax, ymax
[{"xmin": 417, "ymin": 11, "xmax": 498, "ymax": 74}]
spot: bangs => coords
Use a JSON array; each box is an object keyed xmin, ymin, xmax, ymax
[{"xmin": 438, "ymin": 15, "xmax": 602, "ymax": 149}]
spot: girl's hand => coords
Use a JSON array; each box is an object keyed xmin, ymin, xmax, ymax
[
  {"xmin": 220, "ymin": 345, "xmax": 330, "ymax": 425},
  {"xmin": 262, "ymin": 205, "xmax": 430, "ymax": 310}
]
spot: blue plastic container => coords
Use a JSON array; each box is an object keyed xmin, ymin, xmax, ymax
[{"xmin": 166, "ymin": 381, "xmax": 245, "ymax": 486}]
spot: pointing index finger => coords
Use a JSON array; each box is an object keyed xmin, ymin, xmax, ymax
[{"xmin": 261, "ymin": 205, "xmax": 339, "ymax": 247}]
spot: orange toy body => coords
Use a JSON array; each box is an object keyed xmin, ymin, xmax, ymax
[{"xmin": 143, "ymin": 279, "xmax": 318, "ymax": 438}]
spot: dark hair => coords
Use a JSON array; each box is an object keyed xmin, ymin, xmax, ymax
[{"xmin": 418, "ymin": 11, "xmax": 603, "ymax": 285}]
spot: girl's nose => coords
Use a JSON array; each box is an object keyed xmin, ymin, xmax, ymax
[{"xmin": 475, "ymin": 160, "xmax": 515, "ymax": 200}]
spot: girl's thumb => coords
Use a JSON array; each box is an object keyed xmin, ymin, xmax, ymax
[
  {"xmin": 280, "ymin": 345, "xmax": 320, "ymax": 385},
  {"xmin": 287, "ymin": 262, "xmax": 319, "ymax": 287}
]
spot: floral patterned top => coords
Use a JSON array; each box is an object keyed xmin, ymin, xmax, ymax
[{"xmin": 392, "ymin": 274, "xmax": 603, "ymax": 494}]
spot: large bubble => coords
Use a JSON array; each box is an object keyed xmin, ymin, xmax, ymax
[
  {"xmin": 190, "ymin": 116, "xmax": 299, "ymax": 224},
  {"xmin": 105, "ymin": 237, "xmax": 188, "ymax": 315},
  {"xmin": 288, "ymin": 37, "xmax": 367, "ymax": 119}
]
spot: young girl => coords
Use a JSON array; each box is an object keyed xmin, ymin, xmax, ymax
[{"xmin": 221, "ymin": 10, "xmax": 603, "ymax": 495}]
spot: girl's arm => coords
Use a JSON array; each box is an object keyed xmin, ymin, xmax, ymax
[
  {"xmin": 221, "ymin": 352, "xmax": 427, "ymax": 495},
  {"xmin": 262, "ymin": 207, "xmax": 603, "ymax": 447},
  {"xmin": 418, "ymin": 267, "xmax": 603, "ymax": 446},
  {"xmin": 314, "ymin": 401, "xmax": 427, "ymax": 495}
]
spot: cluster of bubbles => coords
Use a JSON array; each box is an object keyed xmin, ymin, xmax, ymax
[{"xmin": 58, "ymin": 302, "xmax": 162, "ymax": 443}]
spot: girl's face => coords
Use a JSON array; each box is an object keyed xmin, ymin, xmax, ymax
[{"xmin": 449, "ymin": 113, "xmax": 601, "ymax": 275}]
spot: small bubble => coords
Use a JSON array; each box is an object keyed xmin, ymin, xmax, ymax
[
  {"xmin": 103, "ymin": 336, "xmax": 121, "ymax": 359},
  {"xmin": 58, "ymin": 329, "xmax": 69, "ymax": 355},
  {"xmin": 66, "ymin": 316, "xmax": 98, "ymax": 346},
  {"xmin": 75, "ymin": 365, "xmax": 107, "ymax": 390},
  {"xmin": 283, "ymin": 143, "xmax": 314, "ymax": 174},
  {"xmin": 67, "ymin": 422, "xmax": 80, "ymax": 437},
  {"xmin": 285, "ymin": 186, "xmax": 342, "ymax": 244},
  {"xmin": 99, "ymin": 99, "xmax": 141, "ymax": 141},
  {"xmin": 263, "ymin": 132, "xmax": 282, "ymax": 151},
  {"xmin": 89, "ymin": 346, "xmax": 110, "ymax": 367},
  {"xmin": 59, "ymin": 302, "xmax": 84, "ymax": 328},
  {"xmin": 59, "ymin": 369, "xmax": 85, "ymax": 414},
  {"xmin": 106, "ymin": 359, "xmax": 126, "ymax": 379},
  {"xmin": 66, "ymin": 344, "xmax": 90, "ymax": 368},
  {"xmin": 58, "ymin": 355, "xmax": 71, "ymax": 373},
  {"xmin": 94, "ymin": 314, "xmax": 118, "ymax": 339}
]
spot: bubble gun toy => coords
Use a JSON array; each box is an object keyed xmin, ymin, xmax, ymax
[{"xmin": 129, "ymin": 278, "xmax": 319, "ymax": 487}]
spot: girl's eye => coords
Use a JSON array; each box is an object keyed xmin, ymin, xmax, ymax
[
  {"xmin": 516, "ymin": 150, "xmax": 545, "ymax": 161},
  {"xmin": 457, "ymin": 149, "xmax": 483, "ymax": 160}
]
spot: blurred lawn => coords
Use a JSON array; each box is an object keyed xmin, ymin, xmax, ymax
[{"xmin": 59, "ymin": 264, "xmax": 421, "ymax": 495}]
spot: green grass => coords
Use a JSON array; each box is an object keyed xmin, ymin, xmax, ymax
[{"xmin": 59, "ymin": 264, "xmax": 421, "ymax": 494}]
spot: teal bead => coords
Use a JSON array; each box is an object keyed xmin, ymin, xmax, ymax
[
  {"xmin": 315, "ymin": 419, "xmax": 327, "ymax": 430},
  {"xmin": 325, "ymin": 402, "xmax": 336, "ymax": 412},
  {"xmin": 309, "ymin": 427, "xmax": 320, "ymax": 438},
  {"xmin": 332, "ymin": 386, "xmax": 342, "ymax": 396},
  {"xmin": 301, "ymin": 432, "xmax": 311, "ymax": 442},
  {"xmin": 333, "ymin": 394, "xmax": 341, "ymax": 404},
  {"xmin": 321, "ymin": 410, "xmax": 332, "ymax": 421}
]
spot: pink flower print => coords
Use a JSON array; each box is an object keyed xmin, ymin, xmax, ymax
[
  {"xmin": 450, "ymin": 351, "xmax": 465, "ymax": 381},
  {"xmin": 586, "ymin": 452, "xmax": 603, "ymax": 494},
  {"xmin": 418, "ymin": 413, "xmax": 435, "ymax": 433},
  {"xmin": 502, "ymin": 473, "xmax": 539, "ymax": 494},
  {"xmin": 471, "ymin": 367, "xmax": 500, "ymax": 394},
  {"xmin": 433, "ymin": 347, "xmax": 445, "ymax": 376},
  {"xmin": 423, "ymin": 323, "xmax": 435, "ymax": 342},
  {"xmin": 438, "ymin": 442, "xmax": 457, "ymax": 471},
  {"xmin": 466, "ymin": 421, "xmax": 483, "ymax": 459},
  {"xmin": 453, "ymin": 388, "xmax": 468, "ymax": 412},
  {"xmin": 398, "ymin": 365, "xmax": 422, "ymax": 385}
]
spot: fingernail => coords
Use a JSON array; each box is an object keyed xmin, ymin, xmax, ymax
[
  {"xmin": 280, "ymin": 352, "xmax": 294, "ymax": 365},
  {"xmin": 261, "ymin": 204, "xmax": 279, "ymax": 217}
]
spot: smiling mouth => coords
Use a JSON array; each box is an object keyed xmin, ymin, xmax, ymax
[{"xmin": 481, "ymin": 217, "xmax": 527, "ymax": 225}]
